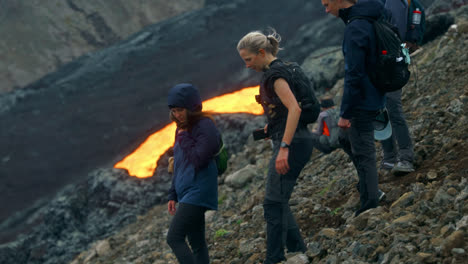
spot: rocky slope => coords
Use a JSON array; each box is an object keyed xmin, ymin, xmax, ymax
[
  {"xmin": 63, "ymin": 7, "xmax": 467, "ymax": 264},
  {"xmin": 0, "ymin": 0, "xmax": 204, "ymax": 93}
]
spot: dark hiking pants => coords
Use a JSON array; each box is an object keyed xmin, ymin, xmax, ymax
[
  {"xmin": 263, "ymin": 129, "xmax": 312, "ymax": 264},
  {"xmin": 382, "ymin": 90, "xmax": 414, "ymax": 163},
  {"xmin": 167, "ymin": 203, "xmax": 209, "ymax": 264},
  {"xmin": 341, "ymin": 110, "xmax": 379, "ymax": 210}
]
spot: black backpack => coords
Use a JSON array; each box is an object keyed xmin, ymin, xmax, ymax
[
  {"xmin": 261, "ymin": 60, "xmax": 320, "ymax": 124},
  {"xmin": 287, "ymin": 62, "xmax": 321, "ymax": 124},
  {"xmin": 351, "ymin": 15, "xmax": 411, "ymax": 93}
]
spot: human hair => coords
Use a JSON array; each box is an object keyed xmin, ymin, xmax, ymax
[
  {"xmin": 320, "ymin": 94, "xmax": 335, "ymax": 109},
  {"xmin": 237, "ymin": 28, "xmax": 283, "ymax": 56},
  {"xmin": 170, "ymin": 109, "xmax": 215, "ymax": 131}
]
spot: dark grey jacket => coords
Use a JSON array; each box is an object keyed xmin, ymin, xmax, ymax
[{"xmin": 384, "ymin": 0, "xmax": 409, "ymax": 40}]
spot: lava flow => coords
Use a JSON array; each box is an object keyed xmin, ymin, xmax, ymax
[{"xmin": 114, "ymin": 86, "xmax": 263, "ymax": 178}]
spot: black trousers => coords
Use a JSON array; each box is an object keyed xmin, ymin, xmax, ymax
[
  {"xmin": 264, "ymin": 129, "xmax": 312, "ymax": 264},
  {"xmin": 341, "ymin": 109, "xmax": 380, "ymax": 212},
  {"xmin": 166, "ymin": 203, "xmax": 209, "ymax": 264},
  {"xmin": 382, "ymin": 89, "xmax": 414, "ymax": 163}
]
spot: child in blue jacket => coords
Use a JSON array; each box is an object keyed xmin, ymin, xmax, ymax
[{"xmin": 166, "ymin": 83, "xmax": 220, "ymax": 264}]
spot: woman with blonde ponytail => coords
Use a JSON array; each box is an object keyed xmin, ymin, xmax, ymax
[{"xmin": 237, "ymin": 29, "xmax": 313, "ymax": 264}]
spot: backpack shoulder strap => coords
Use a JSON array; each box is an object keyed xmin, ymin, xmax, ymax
[
  {"xmin": 215, "ymin": 137, "xmax": 224, "ymax": 156},
  {"xmin": 349, "ymin": 15, "xmax": 376, "ymax": 24}
]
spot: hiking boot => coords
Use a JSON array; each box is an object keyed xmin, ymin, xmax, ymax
[
  {"xmin": 355, "ymin": 199, "xmax": 378, "ymax": 217},
  {"xmin": 380, "ymin": 161, "xmax": 395, "ymax": 170},
  {"xmin": 393, "ymin": 160, "xmax": 414, "ymax": 173},
  {"xmin": 378, "ymin": 190, "xmax": 386, "ymax": 202}
]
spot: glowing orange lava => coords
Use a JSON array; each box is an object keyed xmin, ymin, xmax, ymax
[{"xmin": 114, "ymin": 86, "xmax": 263, "ymax": 178}]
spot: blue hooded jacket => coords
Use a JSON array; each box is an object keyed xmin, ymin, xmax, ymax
[
  {"xmin": 383, "ymin": 0, "xmax": 409, "ymax": 40},
  {"xmin": 339, "ymin": 0, "xmax": 386, "ymax": 119},
  {"xmin": 167, "ymin": 83, "xmax": 220, "ymax": 210}
]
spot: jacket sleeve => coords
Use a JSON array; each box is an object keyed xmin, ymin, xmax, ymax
[
  {"xmin": 176, "ymin": 118, "xmax": 220, "ymax": 170},
  {"xmin": 167, "ymin": 175, "xmax": 178, "ymax": 202},
  {"xmin": 341, "ymin": 21, "xmax": 371, "ymax": 119}
]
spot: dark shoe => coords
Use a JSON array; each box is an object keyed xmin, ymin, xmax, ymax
[
  {"xmin": 393, "ymin": 160, "xmax": 414, "ymax": 173},
  {"xmin": 378, "ymin": 190, "xmax": 386, "ymax": 202},
  {"xmin": 355, "ymin": 199, "xmax": 378, "ymax": 216},
  {"xmin": 380, "ymin": 161, "xmax": 395, "ymax": 170},
  {"xmin": 286, "ymin": 228, "xmax": 306, "ymax": 253}
]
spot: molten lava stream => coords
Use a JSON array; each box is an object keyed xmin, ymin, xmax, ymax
[{"xmin": 115, "ymin": 86, "xmax": 263, "ymax": 178}]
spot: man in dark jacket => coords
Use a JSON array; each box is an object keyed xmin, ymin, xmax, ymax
[
  {"xmin": 321, "ymin": 0, "xmax": 386, "ymax": 216},
  {"xmin": 378, "ymin": 0, "xmax": 415, "ymax": 173}
]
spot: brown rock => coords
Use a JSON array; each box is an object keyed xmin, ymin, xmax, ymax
[
  {"xmin": 391, "ymin": 192, "xmax": 415, "ymax": 209},
  {"xmin": 245, "ymin": 253, "xmax": 262, "ymax": 264},
  {"xmin": 416, "ymin": 252, "xmax": 432, "ymax": 262},
  {"xmin": 371, "ymin": 246, "xmax": 386, "ymax": 259},
  {"xmin": 95, "ymin": 240, "xmax": 111, "ymax": 257},
  {"xmin": 343, "ymin": 225, "xmax": 357, "ymax": 237},
  {"xmin": 447, "ymin": 187, "xmax": 457, "ymax": 196},
  {"xmin": 427, "ymin": 170, "xmax": 438, "ymax": 180},
  {"xmin": 441, "ymin": 230, "xmax": 465, "ymax": 256},
  {"xmin": 431, "ymin": 236, "xmax": 444, "ymax": 247},
  {"xmin": 318, "ymin": 228, "xmax": 337, "ymax": 239},
  {"xmin": 392, "ymin": 214, "xmax": 416, "ymax": 225}
]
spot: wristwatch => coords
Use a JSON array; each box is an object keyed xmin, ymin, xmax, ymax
[{"xmin": 280, "ymin": 141, "xmax": 290, "ymax": 149}]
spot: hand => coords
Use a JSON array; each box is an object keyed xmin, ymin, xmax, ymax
[
  {"xmin": 405, "ymin": 42, "xmax": 419, "ymax": 53},
  {"xmin": 275, "ymin": 147, "xmax": 290, "ymax": 175},
  {"xmin": 338, "ymin": 117, "xmax": 351, "ymax": 130},
  {"xmin": 263, "ymin": 124, "xmax": 270, "ymax": 140},
  {"xmin": 168, "ymin": 200, "xmax": 177, "ymax": 215}
]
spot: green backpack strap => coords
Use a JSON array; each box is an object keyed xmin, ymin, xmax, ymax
[{"xmin": 215, "ymin": 138, "xmax": 228, "ymax": 175}]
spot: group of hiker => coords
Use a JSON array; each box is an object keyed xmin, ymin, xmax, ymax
[{"xmin": 163, "ymin": 0, "xmax": 425, "ymax": 263}]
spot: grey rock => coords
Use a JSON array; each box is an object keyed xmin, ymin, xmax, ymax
[
  {"xmin": 224, "ymin": 164, "xmax": 257, "ymax": 188},
  {"xmin": 451, "ymin": 248, "xmax": 465, "ymax": 255},
  {"xmin": 455, "ymin": 185, "xmax": 468, "ymax": 204},
  {"xmin": 301, "ymin": 46, "xmax": 344, "ymax": 92},
  {"xmin": 286, "ymin": 253, "xmax": 309, "ymax": 264},
  {"xmin": 433, "ymin": 188, "xmax": 453, "ymax": 205},
  {"xmin": 238, "ymin": 238, "xmax": 265, "ymax": 256},
  {"xmin": 456, "ymin": 215, "xmax": 468, "ymax": 231},
  {"xmin": 447, "ymin": 98, "xmax": 464, "ymax": 113},
  {"xmin": 307, "ymin": 242, "xmax": 322, "ymax": 257}
]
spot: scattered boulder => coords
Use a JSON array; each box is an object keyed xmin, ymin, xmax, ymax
[
  {"xmin": 441, "ymin": 230, "xmax": 465, "ymax": 256},
  {"xmin": 301, "ymin": 46, "xmax": 344, "ymax": 93},
  {"xmin": 224, "ymin": 164, "xmax": 257, "ymax": 188}
]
